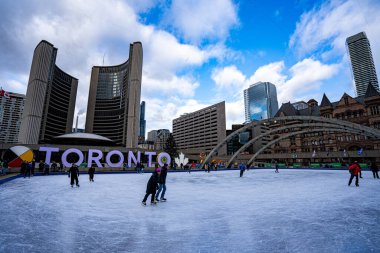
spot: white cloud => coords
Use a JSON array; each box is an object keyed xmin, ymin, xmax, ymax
[
  {"xmin": 143, "ymin": 97, "xmax": 209, "ymax": 132},
  {"xmin": 278, "ymin": 59, "xmax": 340, "ymax": 103},
  {"xmin": 0, "ymin": 0, "xmax": 230, "ymax": 133},
  {"xmin": 142, "ymin": 73, "xmax": 200, "ymax": 97},
  {"xmin": 212, "ymin": 65, "xmax": 246, "ymax": 89},
  {"xmin": 290, "ymin": 0, "xmax": 380, "ymax": 74},
  {"xmin": 164, "ymin": 0, "xmax": 239, "ymax": 44},
  {"xmin": 211, "ymin": 59, "xmax": 339, "ymax": 126},
  {"xmin": 248, "ymin": 62, "xmax": 287, "ymax": 86}
]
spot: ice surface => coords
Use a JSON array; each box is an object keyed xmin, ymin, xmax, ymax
[{"xmin": 1, "ymin": 169, "xmax": 380, "ymax": 253}]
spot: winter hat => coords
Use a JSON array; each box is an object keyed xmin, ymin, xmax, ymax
[{"xmin": 156, "ymin": 168, "xmax": 161, "ymax": 172}]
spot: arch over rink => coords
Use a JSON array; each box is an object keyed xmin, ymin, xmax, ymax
[{"xmin": 200, "ymin": 116, "xmax": 380, "ymax": 169}]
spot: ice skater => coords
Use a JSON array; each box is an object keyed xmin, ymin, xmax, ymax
[
  {"xmin": 370, "ymin": 162, "xmax": 379, "ymax": 179},
  {"xmin": 275, "ymin": 161, "xmax": 279, "ymax": 173},
  {"xmin": 68, "ymin": 163, "xmax": 80, "ymax": 187},
  {"xmin": 142, "ymin": 167, "xmax": 160, "ymax": 206},
  {"xmin": 155, "ymin": 163, "xmax": 168, "ymax": 202},
  {"xmin": 88, "ymin": 166, "xmax": 95, "ymax": 182},
  {"xmin": 239, "ymin": 162, "xmax": 246, "ymax": 177},
  {"xmin": 348, "ymin": 161, "xmax": 360, "ymax": 187}
]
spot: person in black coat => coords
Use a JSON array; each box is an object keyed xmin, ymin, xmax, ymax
[
  {"xmin": 370, "ymin": 162, "xmax": 379, "ymax": 179},
  {"xmin": 38, "ymin": 160, "xmax": 44, "ymax": 173},
  {"xmin": 155, "ymin": 163, "xmax": 168, "ymax": 201},
  {"xmin": 142, "ymin": 168, "xmax": 160, "ymax": 205},
  {"xmin": 88, "ymin": 166, "xmax": 95, "ymax": 182},
  {"xmin": 68, "ymin": 163, "xmax": 80, "ymax": 187}
]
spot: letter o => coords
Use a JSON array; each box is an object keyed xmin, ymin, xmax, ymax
[
  {"xmin": 62, "ymin": 148, "xmax": 84, "ymax": 167},
  {"xmin": 106, "ymin": 150, "xmax": 124, "ymax": 168},
  {"xmin": 158, "ymin": 152, "xmax": 171, "ymax": 167}
]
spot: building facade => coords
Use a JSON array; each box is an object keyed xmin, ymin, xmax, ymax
[
  {"xmin": 346, "ymin": 32, "xmax": 379, "ymax": 96},
  {"xmin": 85, "ymin": 42, "xmax": 143, "ymax": 148},
  {"xmin": 139, "ymin": 101, "xmax": 146, "ymax": 141},
  {"xmin": 267, "ymin": 84, "xmax": 380, "ymax": 164},
  {"xmin": 244, "ymin": 82, "xmax": 278, "ymax": 122},
  {"xmin": 147, "ymin": 129, "xmax": 170, "ymax": 150},
  {"xmin": 173, "ymin": 101, "xmax": 227, "ymax": 156},
  {"xmin": 18, "ymin": 40, "xmax": 78, "ymax": 144},
  {"xmin": 0, "ymin": 92, "xmax": 25, "ymax": 143}
]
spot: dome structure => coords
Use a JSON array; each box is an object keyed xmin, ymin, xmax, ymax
[{"xmin": 52, "ymin": 132, "xmax": 115, "ymax": 146}]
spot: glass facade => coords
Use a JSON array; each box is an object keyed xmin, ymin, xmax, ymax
[
  {"xmin": 92, "ymin": 62, "xmax": 129, "ymax": 145},
  {"xmin": 244, "ymin": 82, "xmax": 278, "ymax": 122}
]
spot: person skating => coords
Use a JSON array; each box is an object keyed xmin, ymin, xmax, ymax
[
  {"xmin": 68, "ymin": 163, "xmax": 80, "ymax": 187},
  {"xmin": 142, "ymin": 167, "xmax": 160, "ymax": 206},
  {"xmin": 38, "ymin": 160, "xmax": 44, "ymax": 173},
  {"xmin": 88, "ymin": 166, "xmax": 95, "ymax": 182},
  {"xmin": 370, "ymin": 162, "xmax": 379, "ymax": 179},
  {"xmin": 239, "ymin": 162, "xmax": 246, "ymax": 177},
  {"xmin": 21, "ymin": 160, "xmax": 27, "ymax": 178},
  {"xmin": 44, "ymin": 162, "xmax": 50, "ymax": 175},
  {"xmin": 31, "ymin": 159, "xmax": 35, "ymax": 176},
  {"xmin": 155, "ymin": 163, "xmax": 168, "ymax": 202},
  {"xmin": 348, "ymin": 161, "xmax": 361, "ymax": 187},
  {"xmin": 275, "ymin": 161, "xmax": 279, "ymax": 173},
  {"xmin": 51, "ymin": 161, "xmax": 57, "ymax": 172},
  {"xmin": 354, "ymin": 161, "xmax": 363, "ymax": 178}
]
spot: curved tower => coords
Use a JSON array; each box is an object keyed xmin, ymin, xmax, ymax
[
  {"xmin": 18, "ymin": 40, "xmax": 78, "ymax": 144},
  {"xmin": 85, "ymin": 42, "xmax": 143, "ymax": 147}
]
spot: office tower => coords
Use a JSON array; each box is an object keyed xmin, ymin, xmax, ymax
[
  {"xmin": 172, "ymin": 101, "xmax": 227, "ymax": 155},
  {"xmin": 18, "ymin": 40, "xmax": 78, "ymax": 144},
  {"xmin": 244, "ymin": 82, "xmax": 278, "ymax": 122},
  {"xmin": 85, "ymin": 42, "xmax": 143, "ymax": 147},
  {"xmin": 139, "ymin": 101, "xmax": 146, "ymax": 140},
  {"xmin": 346, "ymin": 32, "xmax": 379, "ymax": 96},
  {"xmin": 0, "ymin": 92, "xmax": 25, "ymax": 143}
]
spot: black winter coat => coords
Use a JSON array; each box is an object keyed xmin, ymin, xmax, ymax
[
  {"xmin": 159, "ymin": 167, "xmax": 168, "ymax": 184},
  {"xmin": 146, "ymin": 172, "xmax": 159, "ymax": 193},
  {"xmin": 371, "ymin": 163, "xmax": 379, "ymax": 172},
  {"xmin": 68, "ymin": 166, "xmax": 79, "ymax": 178}
]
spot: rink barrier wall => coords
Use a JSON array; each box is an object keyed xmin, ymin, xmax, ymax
[
  {"xmin": 0, "ymin": 174, "xmax": 23, "ymax": 185},
  {"xmin": 0, "ymin": 167, "xmax": 361, "ymax": 185}
]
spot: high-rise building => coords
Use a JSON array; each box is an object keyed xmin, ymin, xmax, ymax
[
  {"xmin": 0, "ymin": 92, "xmax": 25, "ymax": 143},
  {"xmin": 244, "ymin": 82, "xmax": 278, "ymax": 122},
  {"xmin": 85, "ymin": 42, "xmax": 143, "ymax": 148},
  {"xmin": 147, "ymin": 129, "xmax": 170, "ymax": 150},
  {"xmin": 346, "ymin": 32, "xmax": 379, "ymax": 96},
  {"xmin": 139, "ymin": 101, "xmax": 146, "ymax": 140},
  {"xmin": 18, "ymin": 40, "xmax": 78, "ymax": 144},
  {"xmin": 172, "ymin": 101, "xmax": 227, "ymax": 155}
]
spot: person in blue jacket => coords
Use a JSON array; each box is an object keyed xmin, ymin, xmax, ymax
[{"xmin": 239, "ymin": 162, "xmax": 247, "ymax": 177}]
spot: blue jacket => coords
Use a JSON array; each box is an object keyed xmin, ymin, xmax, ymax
[{"xmin": 239, "ymin": 164, "xmax": 246, "ymax": 171}]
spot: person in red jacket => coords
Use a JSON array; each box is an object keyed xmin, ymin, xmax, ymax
[{"xmin": 348, "ymin": 161, "xmax": 361, "ymax": 187}]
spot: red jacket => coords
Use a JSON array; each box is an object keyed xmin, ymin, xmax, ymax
[{"xmin": 349, "ymin": 163, "xmax": 361, "ymax": 176}]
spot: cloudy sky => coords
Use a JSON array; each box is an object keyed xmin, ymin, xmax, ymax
[{"xmin": 1, "ymin": 0, "xmax": 380, "ymax": 134}]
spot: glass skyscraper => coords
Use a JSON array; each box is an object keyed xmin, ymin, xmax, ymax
[
  {"xmin": 346, "ymin": 32, "xmax": 379, "ymax": 96},
  {"xmin": 244, "ymin": 82, "xmax": 278, "ymax": 122}
]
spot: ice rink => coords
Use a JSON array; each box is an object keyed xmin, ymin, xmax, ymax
[{"xmin": 1, "ymin": 169, "xmax": 379, "ymax": 253}]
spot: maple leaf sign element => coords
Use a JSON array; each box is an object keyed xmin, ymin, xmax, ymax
[{"xmin": 175, "ymin": 152, "xmax": 189, "ymax": 167}]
